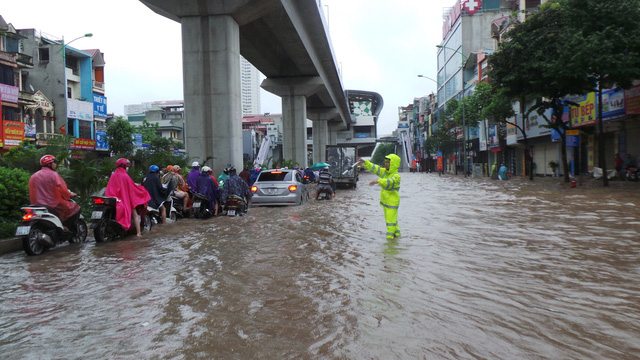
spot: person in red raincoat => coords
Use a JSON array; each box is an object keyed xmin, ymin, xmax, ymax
[
  {"xmin": 105, "ymin": 158, "xmax": 151, "ymax": 236},
  {"xmin": 29, "ymin": 155, "xmax": 81, "ymax": 229}
]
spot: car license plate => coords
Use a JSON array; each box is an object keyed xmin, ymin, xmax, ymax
[
  {"xmin": 15, "ymin": 226, "xmax": 30, "ymax": 236},
  {"xmin": 91, "ymin": 211, "xmax": 103, "ymax": 220},
  {"xmin": 193, "ymin": 201, "xmax": 201, "ymax": 208},
  {"xmin": 228, "ymin": 209, "xmax": 236, "ymax": 216}
]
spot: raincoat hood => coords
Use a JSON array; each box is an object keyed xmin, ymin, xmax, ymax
[{"xmin": 385, "ymin": 154, "xmax": 401, "ymax": 173}]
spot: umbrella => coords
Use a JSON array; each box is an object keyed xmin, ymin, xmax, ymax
[{"xmin": 310, "ymin": 162, "xmax": 331, "ymax": 171}]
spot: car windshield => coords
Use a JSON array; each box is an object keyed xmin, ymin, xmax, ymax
[{"xmin": 258, "ymin": 171, "xmax": 292, "ymax": 182}]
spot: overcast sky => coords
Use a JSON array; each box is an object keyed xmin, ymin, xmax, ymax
[{"xmin": 2, "ymin": 0, "xmax": 454, "ymax": 136}]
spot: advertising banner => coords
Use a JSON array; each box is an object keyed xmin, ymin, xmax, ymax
[
  {"xmin": 0, "ymin": 83, "xmax": 19, "ymax": 103},
  {"xmin": 437, "ymin": 151, "xmax": 443, "ymax": 171},
  {"xmin": 67, "ymin": 99, "xmax": 94, "ymax": 120},
  {"xmin": 95, "ymin": 130, "xmax": 109, "ymax": 151},
  {"xmin": 3, "ymin": 120, "xmax": 25, "ymax": 148},
  {"xmin": 625, "ymin": 84, "xmax": 640, "ymax": 115},
  {"xmin": 93, "ymin": 94, "xmax": 108, "ymax": 118},
  {"xmin": 601, "ymin": 87, "xmax": 625, "ymax": 121},
  {"xmin": 69, "ymin": 138, "xmax": 96, "ymax": 150},
  {"xmin": 566, "ymin": 92, "xmax": 596, "ymax": 127},
  {"xmin": 488, "ymin": 125, "xmax": 499, "ymax": 148}
]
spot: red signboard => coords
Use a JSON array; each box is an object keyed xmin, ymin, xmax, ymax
[
  {"xmin": 463, "ymin": 0, "xmax": 483, "ymax": 16},
  {"xmin": 69, "ymin": 138, "xmax": 96, "ymax": 150},
  {"xmin": 625, "ymin": 84, "xmax": 640, "ymax": 116},
  {"xmin": 3, "ymin": 120, "xmax": 25, "ymax": 148}
]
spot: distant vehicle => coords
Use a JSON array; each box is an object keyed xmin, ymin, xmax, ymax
[
  {"xmin": 326, "ymin": 145, "xmax": 359, "ymax": 188},
  {"xmin": 250, "ymin": 169, "xmax": 310, "ymax": 206}
]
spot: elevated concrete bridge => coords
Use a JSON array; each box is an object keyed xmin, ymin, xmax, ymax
[{"xmin": 140, "ymin": 0, "xmax": 354, "ymax": 174}]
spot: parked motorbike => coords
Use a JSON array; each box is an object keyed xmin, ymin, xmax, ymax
[
  {"xmin": 192, "ymin": 193, "xmax": 213, "ymax": 219},
  {"xmin": 224, "ymin": 195, "xmax": 247, "ymax": 216},
  {"xmin": 16, "ymin": 203, "xmax": 88, "ymax": 256},
  {"xmin": 90, "ymin": 196, "xmax": 152, "ymax": 242}
]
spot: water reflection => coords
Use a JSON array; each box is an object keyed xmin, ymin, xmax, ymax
[{"xmin": 0, "ymin": 173, "xmax": 639, "ymax": 359}]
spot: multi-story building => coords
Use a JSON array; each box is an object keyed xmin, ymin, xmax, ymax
[
  {"xmin": 436, "ymin": 0, "xmax": 514, "ymax": 173},
  {"xmin": 127, "ymin": 100, "xmax": 185, "ymax": 146},
  {"xmin": 0, "ymin": 15, "xmax": 34, "ymax": 151},
  {"xmin": 17, "ymin": 26, "xmax": 102, "ymax": 151},
  {"xmin": 240, "ymin": 56, "xmax": 260, "ymax": 116}
]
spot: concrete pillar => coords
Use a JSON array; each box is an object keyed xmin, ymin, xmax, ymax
[
  {"xmin": 311, "ymin": 120, "xmax": 328, "ymax": 164},
  {"xmin": 281, "ymin": 95, "xmax": 308, "ymax": 167},
  {"xmin": 328, "ymin": 124, "xmax": 340, "ymax": 145},
  {"xmin": 181, "ymin": 15, "xmax": 242, "ymax": 176}
]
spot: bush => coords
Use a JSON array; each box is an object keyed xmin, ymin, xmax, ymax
[{"xmin": 0, "ymin": 167, "xmax": 30, "ymax": 238}]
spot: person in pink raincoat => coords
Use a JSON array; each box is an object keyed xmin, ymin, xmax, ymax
[
  {"xmin": 29, "ymin": 155, "xmax": 81, "ymax": 228},
  {"xmin": 105, "ymin": 158, "xmax": 151, "ymax": 236}
]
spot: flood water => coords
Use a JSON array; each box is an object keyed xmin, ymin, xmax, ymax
[{"xmin": 1, "ymin": 172, "xmax": 639, "ymax": 359}]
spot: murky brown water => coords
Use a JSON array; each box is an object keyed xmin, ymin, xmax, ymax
[{"xmin": 1, "ymin": 172, "xmax": 639, "ymax": 359}]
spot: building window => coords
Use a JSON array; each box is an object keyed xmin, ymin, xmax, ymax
[
  {"xmin": 78, "ymin": 120, "xmax": 92, "ymax": 139},
  {"xmin": 67, "ymin": 87, "xmax": 72, "ymax": 98},
  {"xmin": 39, "ymin": 48, "xmax": 50, "ymax": 63}
]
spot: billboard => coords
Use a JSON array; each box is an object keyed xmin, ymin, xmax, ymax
[{"xmin": 93, "ymin": 94, "xmax": 108, "ymax": 118}]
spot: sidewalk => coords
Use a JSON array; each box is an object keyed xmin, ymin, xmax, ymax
[{"xmin": 0, "ymin": 236, "xmax": 22, "ymax": 256}]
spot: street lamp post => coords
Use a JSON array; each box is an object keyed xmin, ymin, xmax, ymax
[{"xmin": 436, "ymin": 45, "xmax": 469, "ymax": 177}]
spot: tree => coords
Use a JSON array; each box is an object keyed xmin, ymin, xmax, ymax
[
  {"xmin": 488, "ymin": 2, "xmax": 591, "ymax": 183},
  {"xmin": 562, "ymin": 0, "xmax": 640, "ymax": 186},
  {"xmin": 106, "ymin": 116, "xmax": 136, "ymax": 155},
  {"xmin": 371, "ymin": 143, "xmax": 396, "ymax": 165}
]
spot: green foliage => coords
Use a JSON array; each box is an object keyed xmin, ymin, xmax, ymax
[
  {"xmin": 0, "ymin": 167, "xmax": 30, "ymax": 237},
  {"xmin": 371, "ymin": 143, "xmax": 396, "ymax": 165},
  {"xmin": 106, "ymin": 116, "xmax": 136, "ymax": 155}
]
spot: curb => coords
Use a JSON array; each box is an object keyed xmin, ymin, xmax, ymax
[{"xmin": 0, "ymin": 236, "xmax": 22, "ymax": 256}]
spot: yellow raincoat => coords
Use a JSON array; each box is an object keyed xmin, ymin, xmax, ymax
[{"xmin": 363, "ymin": 154, "xmax": 401, "ymax": 239}]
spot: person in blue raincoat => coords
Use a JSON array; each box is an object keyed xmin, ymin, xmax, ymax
[
  {"xmin": 358, "ymin": 154, "xmax": 401, "ymax": 240},
  {"xmin": 498, "ymin": 163, "xmax": 509, "ymax": 180}
]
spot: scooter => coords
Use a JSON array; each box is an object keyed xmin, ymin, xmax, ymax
[
  {"xmin": 192, "ymin": 193, "xmax": 213, "ymax": 219},
  {"xmin": 148, "ymin": 199, "xmax": 178, "ymax": 225},
  {"xmin": 16, "ymin": 202, "xmax": 88, "ymax": 256},
  {"xmin": 316, "ymin": 186, "xmax": 333, "ymax": 200},
  {"xmin": 224, "ymin": 195, "xmax": 247, "ymax": 216},
  {"xmin": 90, "ymin": 196, "xmax": 152, "ymax": 242}
]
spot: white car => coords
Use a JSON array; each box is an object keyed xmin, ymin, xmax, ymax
[{"xmin": 250, "ymin": 169, "xmax": 310, "ymax": 206}]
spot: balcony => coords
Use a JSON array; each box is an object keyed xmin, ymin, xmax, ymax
[
  {"xmin": 17, "ymin": 53, "xmax": 33, "ymax": 68},
  {"xmin": 0, "ymin": 50, "xmax": 17, "ymax": 66},
  {"xmin": 93, "ymin": 80, "xmax": 105, "ymax": 93}
]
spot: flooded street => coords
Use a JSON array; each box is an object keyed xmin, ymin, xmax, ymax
[{"xmin": 1, "ymin": 172, "xmax": 639, "ymax": 359}]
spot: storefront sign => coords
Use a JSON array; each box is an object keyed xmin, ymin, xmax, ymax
[
  {"xmin": 69, "ymin": 138, "xmax": 96, "ymax": 150},
  {"xmin": 566, "ymin": 92, "xmax": 597, "ymax": 127},
  {"xmin": 566, "ymin": 130, "xmax": 579, "ymax": 147},
  {"xmin": 67, "ymin": 98, "xmax": 93, "ymax": 120},
  {"xmin": 442, "ymin": 0, "xmax": 461, "ymax": 39},
  {"xmin": 625, "ymin": 84, "xmax": 640, "ymax": 115},
  {"xmin": 0, "ymin": 83, "xmax": 19, "ymax": 103},
  {"xmin": 2, "ymin": 120, "xmax": 25, "ymax": 148},
  {"xmin": 602, "ymin": 87, "xmax": 625, "ymax": 121},
  {"xmin": 462, "ymin": 0, "xmax": 482, "ymax": 16},
  {"xmin": 95, "ymin": 130, "xmax": 109, "ymax": 151},
  {"xmin": 437, "ymin": 151, "xmax": 443, "ymax": 171},
  {"xmin": 93, "ymin": 94, "xmax": 108, "ymax": 118},
  {"xmin": 25, "ymin": 91, "xmax": 54, "ymax": 114}
]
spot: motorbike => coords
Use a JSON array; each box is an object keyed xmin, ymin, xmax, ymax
[
  {"xmin": 192, "ymin": 193, "xmax": 213, "ymax": 219},
  {"xmin": 624, "ymin": 166, "xmax": 639, "ymax": 182},
  {"xmin": 16, "ymin": 202, "xmax": 88, "ymax": 256},
  {"xmin": 316, "ymin": 186, "xmax": 333, "ymax": 200},
  {"xmin": 90, "ymin": 196, "xmax": 152, "ymax": 242},
  {"xmin": 148, "ymin": 199, "xmax": 178, "ymax": 225},
  {"xmin": 171, "ymin": 194, "xmax": 191, "ymax": 218},
  {"xmin": 224, "ymin": 195, "xmax": 247, "ymax": 216}
]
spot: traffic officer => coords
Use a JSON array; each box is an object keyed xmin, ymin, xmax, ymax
[{"xmin": 358, "ymin": 154, "xmax": 401, "ymax": 240}]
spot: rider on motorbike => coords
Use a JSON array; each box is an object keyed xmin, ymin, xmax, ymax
[
  {"xmin": 28, "ymin": 155, "xmax": 81, "ymax": 242},
  {"xmin": 162, "ymin": 165, "xmax": 189, "ymax": 210},
  {"xmin": 221, "ymin": 167, "xmax": 252, "ymax": 211},
  {"xmin": 142, "ymin": 165, "xmax": 171, "ymax": 224},
  {"xmin": 187, "ymin": 161, "xmax": 201, "ymax": 194},
  {"xmin": 196, "ymin": 166, "xmax": 220, "ymax": 216},
  {"xmin": 105, "ymin": 158, "xmax": 151, "ymax": 237},
  {"xmin": 315, "ymin": 166, "xmax": 335, "ymax": 199}
]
